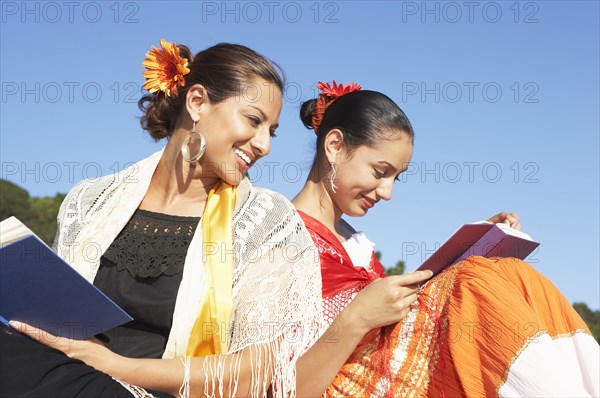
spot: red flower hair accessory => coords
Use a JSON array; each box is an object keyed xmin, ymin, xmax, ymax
[{"xmin": 311, "ymin": 81, "xmax": 362, "ymax": 132}]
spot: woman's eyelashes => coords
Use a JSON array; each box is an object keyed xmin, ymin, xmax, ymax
[
  {"xmin": 247, "ymin": 115, "xmax": 261, "ymax": 128},
  {"xmin": 247, "ymin": 115, "xmax": 277, "ymax": 137},
  {"xmin": 374, "ymin": 168, "xmax": 402, "ymax": 182}
]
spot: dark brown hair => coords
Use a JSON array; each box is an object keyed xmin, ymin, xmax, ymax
[
  {"xmin": 300, "ymin": 90, "xmax": 414, "ymax": 161},
  {"xmin": 139, "ymin": 43, "xmax": 285, "ymax": 140}
]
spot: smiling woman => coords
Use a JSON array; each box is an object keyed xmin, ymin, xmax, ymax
[
  {"xmin": 138, "ymin": 41, "xmax": 283, "ymax": 193},
  {"xmin": 292, "ymin": 83, "xmax": 599, "ymax": 397},
  {"xmin": 1, "ymin": 41, "xmax": 322, "ymax": 398}
]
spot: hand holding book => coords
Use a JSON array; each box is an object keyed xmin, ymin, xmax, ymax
[
  {"xmin": 416, "ymin": 211, "xmax": 539, "ymax": 278},
  {"xmin": 8, "ymin": 319, "xmax": 118, "ymax": 372},
  {"xmin": 486, "ymin": 211, "xmax": 521, "ymax": 231}
]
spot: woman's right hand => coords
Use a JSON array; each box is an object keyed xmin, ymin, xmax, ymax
[
  {"xmin": 9, "ymin": 321, "xmax": 119, "ymax": 374},
  {"xmin": 343, "ymin": 270, "xmax": 433, "ymax": 335}
]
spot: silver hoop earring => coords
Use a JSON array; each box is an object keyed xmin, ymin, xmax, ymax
[
  {"xmin": 329, "ymin": 162, "xmax": 338, "ymax": 193},
  {"xmin": 181, "ymin": 121, "xmax": 206, "ymax": 162}
]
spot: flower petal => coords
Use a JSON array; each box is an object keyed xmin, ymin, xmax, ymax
[{"xmin": 141, "ymin": 39, "xmax": 190, "ymax": 97}]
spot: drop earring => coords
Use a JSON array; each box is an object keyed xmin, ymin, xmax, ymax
[
  {"xmin": 181, "ymin": 120, "xmax": 206, "ymax": 162},
  {"xmin": 329, "ymin": 162, "xmax": 338, "ymax": 193}
]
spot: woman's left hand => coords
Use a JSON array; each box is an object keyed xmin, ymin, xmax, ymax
[
  {"xmin": 8, "ymin": 321, "xmax": 118, "ymax": 373},
  {"xmin": 486, "ymin": 211, "xmax": 521, "ymax": 230}
]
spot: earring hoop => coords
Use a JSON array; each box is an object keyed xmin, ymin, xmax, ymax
[
  {"xmin": 181, "ymin": 121, "xmax": 206, "ymax": 162},
  {"xmin": 329, "ymin": 162, "xmax": 338, "ymax": 193}
]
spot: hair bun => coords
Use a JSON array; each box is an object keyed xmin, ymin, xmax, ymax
[{"xmin": 300, "ymin": 98, "xmax": 317, "ymax": 131}]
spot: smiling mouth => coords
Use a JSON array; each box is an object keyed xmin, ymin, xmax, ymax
[
  {"xmin": 362, "ymin": 196, "xmax": 377, "ymax": 208},
  {"xmin": 234, "ymin": 147, "xmax": 252, "ymax": 165}
]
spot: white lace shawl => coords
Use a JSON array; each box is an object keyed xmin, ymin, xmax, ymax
[{"xmin": 52, "ymin": 149, "xmax": 323, "ymax": 397}]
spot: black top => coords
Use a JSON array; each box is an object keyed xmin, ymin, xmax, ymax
[{"xmin": 94, "ymin": 209, "xmax": 200, "ymax": 358}]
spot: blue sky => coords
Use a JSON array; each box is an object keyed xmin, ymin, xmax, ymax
[{"xmin": 1, "ymin": 1, "xmax": 599, "ymax": 308}]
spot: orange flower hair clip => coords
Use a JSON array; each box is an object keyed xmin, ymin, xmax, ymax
[
  {"xmin": 142, "ymin": 39, "xmax": 190, "ymax": 97},
  {"xmin": 312, "ymin": 80, "xmax": 362, "ymax": 132}
]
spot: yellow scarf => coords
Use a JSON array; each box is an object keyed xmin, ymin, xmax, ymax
[{"xmin": 186, "ymin": 181, "xmax": 236, "ymax": 356}]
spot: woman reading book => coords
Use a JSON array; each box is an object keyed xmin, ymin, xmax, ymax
[
  {"xmin": 291, "ymin": 82, "xmax": 599, "ymax": 397},
  {"xmin": 1, "ymin": 41, "xmax": 327, "ymax": 398}
]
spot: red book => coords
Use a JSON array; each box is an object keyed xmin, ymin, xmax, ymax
[{"xmin": 416, "ymin": 222, "xmax": 540, "ymax": 277}]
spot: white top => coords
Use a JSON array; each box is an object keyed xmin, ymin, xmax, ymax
[
  {"xmin": 52, "ymin": 149, "xmax": 323, "ymax": 397},
  {"xmin": 342, "ymin": 231, "xmax": 376, "ymax": 271}
]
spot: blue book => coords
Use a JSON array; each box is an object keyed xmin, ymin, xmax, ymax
[
  {"xmin": 0, "ymin": 216, "xmax": 133, "ymax": 340},
  {"xmin": 416, "ymin": 221, "xmax": 540, "ymax": 277}
]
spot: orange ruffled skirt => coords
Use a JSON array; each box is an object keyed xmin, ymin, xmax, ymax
[{"xmin": 326, "ymin": 257, "xmax": 599, "ymax": 397}]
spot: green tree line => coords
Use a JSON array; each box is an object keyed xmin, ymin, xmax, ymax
[
  {"xmin": 1, "ymin": 180, "xmax": 598, "ymax": 342},
  {"xmin": 0, "ymin": 179, "xmax": 65, "ymax": 245}
]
